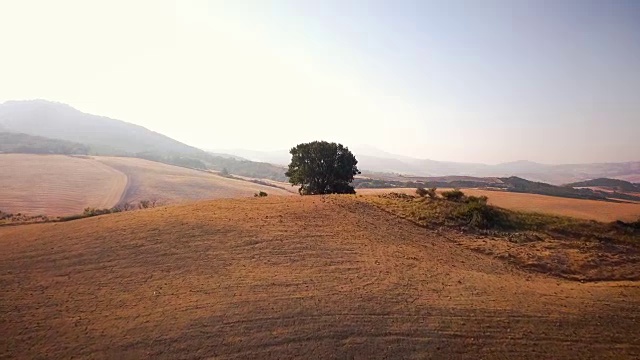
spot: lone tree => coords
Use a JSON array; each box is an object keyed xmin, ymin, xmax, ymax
[{"xmin": 285, "ymin": 141, "xmax": 360, "ymax": 195}]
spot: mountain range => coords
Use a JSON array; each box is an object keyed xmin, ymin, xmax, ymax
[
  {"xmin": 212, "ymin": 148, "xmax": 640, "ymax": 185},
  {"xmin": 2, "ymin": 99, "xmax": 639, "ymax": 184}
]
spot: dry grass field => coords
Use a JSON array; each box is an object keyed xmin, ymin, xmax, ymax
[
  {"xmin": 358, "ymin": 188, "xmax": 640, "ymax": 222},
  {"xmin": 0, "ymin": 154, "xmax": 127, "ymax": 216},
  {"xmin": 1, "ymin": 195, "xmax": 638, "ymax": 359},
  {"xmin": 0, "ymin": 154, "xmax": 291, "ymax": 216},
  {"xmin": 94, "ymin": 157, "xmax": 292, "ymax": 205}
]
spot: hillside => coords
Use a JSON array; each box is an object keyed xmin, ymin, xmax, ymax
[
  {"xmin": 358, "ymin": 188, "xmax": 640, "ymax": 222},
  {"xmin": 1, "ymin": 196, "xmax": 638, "ymax": 358},
  {"xmin": 0, "ymin": 154, "xmax": 292, "ymax": 216},
  {"xmin": 0, "ymin": 100, "xmax": 287, "ymax": 180},
  {"xmin": 567, "ymin": 178, "xmax": 640, "ymax": 192},
  {"xmin": 0, "ymin": 100, "xmax": 201, "ymax": 156},
  {"xmin": 94, "ymin": 156, "xmax": 293, "ymax": 204},
  {"xmin": 0, "ymin": 132, "xmax": 90, "ymax": 155},
  {"xmin": 0, "ymin": 154, "xmax": 127, "ymax": 216},
  {"xmin": 356, "ymin": 175, "xmax": 640, "ymax": 203}
]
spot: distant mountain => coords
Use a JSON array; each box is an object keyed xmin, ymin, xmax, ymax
[
  {"xmin": 0, "ymin": 100, "xmax": 287, "ymax": 181},
  {"xmin": 0, "ymin": 100, "xmax": 203, "ymax": 156},
  {"xmin": 210, "ymin": 149, "xmax": 291, "ymax": 165},
  {"xmin": 217, "ymin": 146, "xmax": 640, "ymax": 184}
]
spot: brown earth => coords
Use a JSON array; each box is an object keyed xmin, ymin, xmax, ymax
[
  {"xmin": 94, "ymin": 157, "xmax": 292, "ymax": 206},
  {"xmin": 1, "ymin": 195, "xmax": 638, "ymax": 359},
  {"xmin": 0, "ymin": 154, "xmax": 127, "ymax": 216},
  {"xmin": 358, "ymin": 188, "xmax": 640, "ymax": 222},
  {"xmin": 0, "ymin": 154, "xmax": 291, "ymax": 216}
]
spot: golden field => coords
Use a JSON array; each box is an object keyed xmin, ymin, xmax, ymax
[
  {"xmin": 0, "ymin": 154, "xmax": 292, "ymax": 216},
  {"xmin": 0, "ymin": 154, "xmax": 127, "ymax": 216},
  {"xmin": 1, "ymin": 195, "xmax": 638, "ymax": 358}
]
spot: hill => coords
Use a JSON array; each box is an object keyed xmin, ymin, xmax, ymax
[
  {"xmin": 0, "ymin": 100, "xmax": 287, "ymax": 180},
  {"xmin": 0, "ymin": 154, "xmax": 293, "ymax": 216},
  {"xmin": 0, "ymin": 100, "xmax": 202, "ymax": 156},
  {"xmin": 0, "ymin": 154, "xmax": 127, "ymax": 216},
  {"xmin": 567, "ymin": 178, "xmax": 640, "ymax": 193},
  {"xmin": 1, "ymin": 195, "xmax": 638, "ymax": 358},
  {"xmin": 356, "ymin": 175, "xmax": 640, "ymax": 203},
  {"xmin": 358, "ymin": 188, "xmax": 640, "ymax": 222},
  {"xmin": 0, "ymin": 132, "xmax": 90, "ymax": 155}
]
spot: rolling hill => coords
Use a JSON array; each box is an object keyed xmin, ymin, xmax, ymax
[
  {"xmin": 0, "ymin": 100, "xmax": 202, "ymax": 156},
  {"xmin": 567, "ymin": 178, "xmax": 640, "ymax": 192},
  {"xmin": 0, "ymin": 100, "xmax": 287, "ymax": 180},
  {"xmin": 357, "ymin": 188, "xmax": 640, "ymax": 222},
  {"xmin": 1, "ymin": 195, "xmax": 638, "ymax": 358},
  {"xmin": 0, "ymin": 154, "xmax": 293, "ymax": 216}
]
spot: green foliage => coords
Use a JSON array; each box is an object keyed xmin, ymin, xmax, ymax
[
  {"xmin": 68, "ymin": 199, "xmax": 156, "ymax": 221},
  {"xmin": 453, "ymin": 196, "xmax": 504, "ymax": 229},
  {"xmin": 566, "ymin": 178, "xmax": 640, "ymax": 192},
  {"xmin": 0, "ymin": 132, "xmax": 89, "ymax": 155},
  {"xmin": 501, "ymin": 176, "xmax": 610, "ymax": 201},
  {"xmin": 441, "ymin": 189, "xmax": 465, "ymax": 202},
  {"xmin": 286, "ymin": 141, "xmax": 360, "ymax": 195},
  {"xmin": 254, "ymin": 191, "xmax": 268, "ymax": 197}
]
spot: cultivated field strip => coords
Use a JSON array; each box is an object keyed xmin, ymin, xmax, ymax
[
  {"xmin": 1, "ymin": 196, "xmax": 638, "ymax": 358},
  {"xmin": 0, "ymin": 154, "xmax": 127, "ymax": 216},
  {"xmin": 0, "ymin": 154, "xmax": 292, "ymax": 216},
  {"xmin": 94, "ymin": 156, "xmax": 292, "ymax": 204}
]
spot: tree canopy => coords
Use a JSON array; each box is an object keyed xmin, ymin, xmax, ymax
[{"xmin": 285, "ymin": 141, "xmax": 360, "ymax": 195}]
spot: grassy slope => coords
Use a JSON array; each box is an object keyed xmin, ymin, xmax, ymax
[
  {"xmin": 358, "ymin": 188, "xmax": 640, "ymax": 222},
  {"xmin": 95, "ymin": 156, "xmax": 292, "ymax": 204},
  {"xmin": 1, "ymin": 196, "xmax": 639, "ymax": 358}
]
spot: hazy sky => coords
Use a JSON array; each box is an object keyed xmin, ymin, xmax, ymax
[{"xmin": 1, "ymin": 0, "xmax": 638, "ymax": 164}]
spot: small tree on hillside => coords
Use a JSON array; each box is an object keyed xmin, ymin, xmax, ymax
[{"xmin": 285, "ymin": 141, "xmax": 360, "ymax": 195}]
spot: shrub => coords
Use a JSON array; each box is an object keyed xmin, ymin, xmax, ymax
[
  {"xmin": 415, "ymin": 187, "xmax": 428, "ymax": 197},
  {"xmin": 466, "ymin": 195, "xmax": 488, "ymax": 205},
  {"xmin": 441, "ymin": 189, "xmax": 465, "ymax": 202},
  {"xmin": 138, "ymin": 200, "xmax": 151, "ymax": 209},
  {"xmin": 83, "ymin": 207, "xmax": 113, "ymax": 217},
  {"xmin": 454, "ymin": 200, "xmax": 506, "ymax": 229},
  {"xmin": 426, "ymin": 187, "xmax": 437, "ymax": 199},
  {"xmin": 254, "ymin": 191, "xmax": 268, "ymax": 197}
]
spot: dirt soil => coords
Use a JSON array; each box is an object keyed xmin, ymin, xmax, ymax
[
  {"xmin": 0, "ymin": 154, "xmax": 127, "ymax": 216},
  {"xmin": 1, "ymin": 196, "xmax": 639, "ymax": 359}
]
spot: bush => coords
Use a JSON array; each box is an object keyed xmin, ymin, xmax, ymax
[
  {"xmin": 454, "ymin": 200, "xmax": 506, "ymax": 229},
  {"xmin": 466, "ymin": 195, "xmax": 488, "ymax": 205},
  {"xmin": 83, "ymin": 207, "xmax": 113, "ymax": 217},
  {"xmin": 415, "ymin": 187, "xmax": 428, "ymax": 197},
  {"xmin": 441, "ymin": 189, "xmax": 465, "ymax": 202},
  {"xmin": 254, "ymin": 191, "xmax": 268, "ymax": 197},
  {"xmin": 426, "ymin": 187, "xmax": 437, "ymax": 199}
]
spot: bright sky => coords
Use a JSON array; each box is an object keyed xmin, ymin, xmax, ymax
[{"xmin": 1, "ymin": 0, "xmax": 638, "ymax": 164}]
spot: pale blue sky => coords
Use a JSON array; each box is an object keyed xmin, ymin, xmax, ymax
[{"xmin": 1, "ymin": 0, "xmax": 638, "ymax": 163}]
